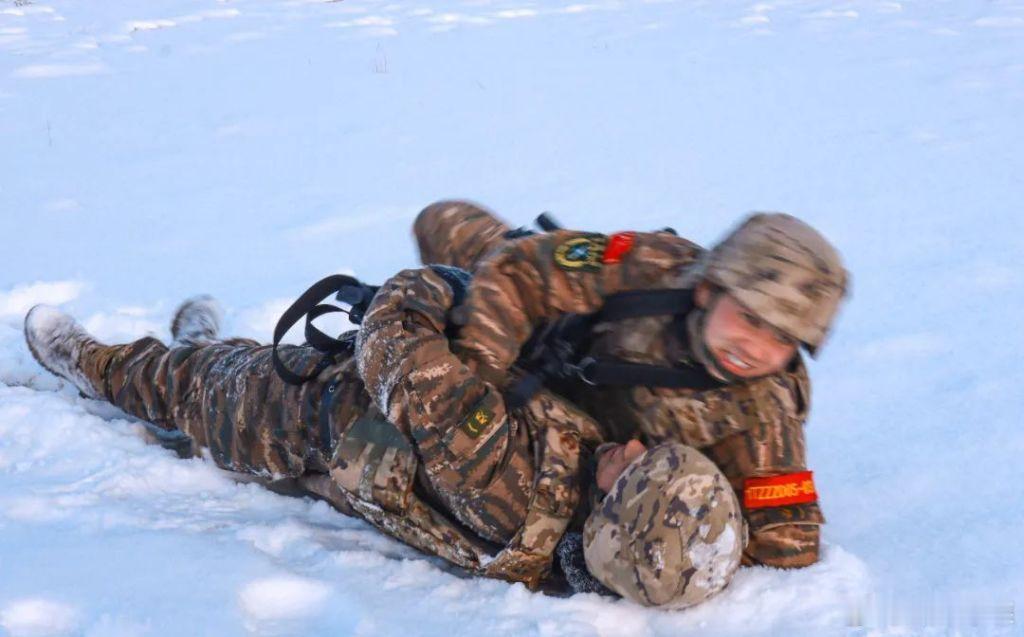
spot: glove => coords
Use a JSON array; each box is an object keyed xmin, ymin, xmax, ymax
[
  {"xmin": 555, "ymin": 532, "xmax": 614, "ymax": 596},
  {"xmin": 427, "ymin": 264, "xmax": 472, "ymax": 308}
]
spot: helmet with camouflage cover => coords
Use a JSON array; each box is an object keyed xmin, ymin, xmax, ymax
[
  {"xmin": 583, "ymin": 443, "xmax": 744, "ymax": 609},
  {"xmin": 695, "ymin": 213, "xmax": 848, "ymax": 357}
]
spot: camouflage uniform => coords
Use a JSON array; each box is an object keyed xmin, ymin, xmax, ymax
[
  {"xmin": 69, "ymin": 267, "xmax": 603, "ymax": 588},
  {"xmin": 414, "ymin": 200, "xmax": 826, "ymax": 568}
]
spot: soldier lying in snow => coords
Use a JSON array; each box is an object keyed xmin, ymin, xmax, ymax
[
  {"xmin": 24, "ymin": 267, "xmax": 745, "ymax": 609},
  {"xmin": 414, "ymin": 201, "xmax": 849, "ymax": 569}
]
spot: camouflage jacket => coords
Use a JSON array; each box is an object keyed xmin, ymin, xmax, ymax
[
  {"xmin": 414, "ymin": 201, "xmax": 825, "ymax": 568},
  {"xmin": 319, "ymin": 267, "xmax": 604, "ymax": 588}
]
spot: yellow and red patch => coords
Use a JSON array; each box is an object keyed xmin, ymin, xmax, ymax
[
  {"xmin": 743, "ymin": 471, "xmax": 817, "ymax": 509},
  {"xmin": 553, "ymin": 231, "xmax": 637, "ymax": 271}
]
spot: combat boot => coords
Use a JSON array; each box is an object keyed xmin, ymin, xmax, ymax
[
  {"xmin": 170, "ymin": 295, "xmax": 222, "ymax": 347},
  {"xmin": 24, "ymin": 305, "xmax": 107, "ymax": 399}
]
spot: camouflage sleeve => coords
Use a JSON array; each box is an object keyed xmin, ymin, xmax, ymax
[
  {"xmin": 742, "ymin": 509, "xmax": 823, "ymax": 568},
  {"xmin": 357, "ymin": 267, "xmax": 535, "ymax": 543},
  {"xmin": 413, "ymin": 200, "xmax": 513, "ymax": 272},
  {"xmin": 629, "ymin": 385, "xmax": 767, "ymax": 450},
  {"xmin": 702, "ymin": 360, "xmax": 825, "ymax": 569},
  {"xmin": 454, "ymin": 229, "xmax": 700, "ymax": 381}
]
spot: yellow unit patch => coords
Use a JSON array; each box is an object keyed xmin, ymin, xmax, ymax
[
  {"xmin": 553, "ymin": 235, "xmax": 607, "ymax": 272},
  {"xmin": 463, "ymin": 405, "xmax": 495, "ymax": 438}
]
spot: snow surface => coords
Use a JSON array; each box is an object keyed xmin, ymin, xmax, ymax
[{"xmin": 1, "ymin": 0, "xmax": 1022, "ymax": 635}]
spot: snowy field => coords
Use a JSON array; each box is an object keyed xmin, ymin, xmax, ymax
[{"xmin": 1, "ymin": 0, "xmax": 1022, "ymax": 635}]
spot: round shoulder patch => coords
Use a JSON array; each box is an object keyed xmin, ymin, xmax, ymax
[{"xmin": 554, "ymin": 235, "xmax": 607, "ymax": 271}]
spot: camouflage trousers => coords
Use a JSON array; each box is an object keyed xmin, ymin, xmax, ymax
[{"xmin": 78, "ymin": 336, "xmax": 371, "ymax": 480}]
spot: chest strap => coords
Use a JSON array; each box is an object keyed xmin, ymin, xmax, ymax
[
  {"xmin": 509, "ymin": 288, "xmax": 723, "ymax": 407},
  {"xmin": 574, "ymin": 356, "xmax": 723, "ymax": 391},
  {"xmin": 272, "ymin": 266, "xmax": 470, "ymax": 385}
]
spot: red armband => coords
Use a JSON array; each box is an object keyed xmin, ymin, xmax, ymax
[{"xmin": 743, "ymin": 471, "xmax": 817, "ymax": 509}]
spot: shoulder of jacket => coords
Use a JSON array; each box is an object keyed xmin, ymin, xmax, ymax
[
  {"xmin": 597, "ymin": 231, "xmax": 703, "ymax": 280},
  {"xmin": 632, "ymin": 230, "xmax": 703, "ymax": 256},
  {"xmin": 745, "ymin": 354, "xmax": 811, "ymax": 425}
]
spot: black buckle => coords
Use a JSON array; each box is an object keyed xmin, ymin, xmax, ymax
[{"xmin": 568, "ymin": 357, "xmax": 598, "ymax": 386}]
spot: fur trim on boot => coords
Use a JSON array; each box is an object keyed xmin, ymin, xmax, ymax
[
  {"xmin": 170, "ymin": 295, "xmax": 222, "ymax": 347},
  {"xmin": 24, "ymin": 305, "xmax": 104, "ymax": 399}
]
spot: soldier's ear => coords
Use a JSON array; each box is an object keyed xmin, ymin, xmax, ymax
[{"xmin": 694, "ymin": 282, "xmax": 712, "ymax": 308}]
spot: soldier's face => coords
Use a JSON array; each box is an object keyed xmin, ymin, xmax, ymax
[{"xmin": 695, "ymin": 285, "xmax": 797, "ymax": 379}]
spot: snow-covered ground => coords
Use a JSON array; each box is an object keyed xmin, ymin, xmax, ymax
[{"xmin": 1, "ymin": 0, "xmax": 1022, "ymax": 635}]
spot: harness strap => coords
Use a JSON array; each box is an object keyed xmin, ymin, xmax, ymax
[
  {"xmin": 509, "ymin": 288, "xmax": 721, "ymax": 405},
  {"xmin": 272, "ymin": 274, "xmax": 373, "ymax": 386},
  {"xmin": 273, "ymin": 266, "xmax": 468, "ymax": 386},
  {"xmin": 596, "ymin": 289, "xmax": 694, "ymax": 322},
  {"xmin": 304, "ymin": 304, "xmax": 351, "ymax": 354},
  {"xmin": 577, "ymin": 357, "xmax": 722, "ymax": 391}
]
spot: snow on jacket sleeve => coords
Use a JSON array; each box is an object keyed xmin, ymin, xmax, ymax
[{"xmin": 356, "ymin": 267, "xmax": 535, "ymax": 544}]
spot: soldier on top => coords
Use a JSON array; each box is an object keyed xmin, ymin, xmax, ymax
[{"xmin": 414, "ymin": 201, "xmax": 849, "ymax": 568}]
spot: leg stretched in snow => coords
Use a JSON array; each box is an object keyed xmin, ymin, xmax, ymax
[{"xmin": 24, "ymin": 301, "xmax": 359, "ymax": 478}]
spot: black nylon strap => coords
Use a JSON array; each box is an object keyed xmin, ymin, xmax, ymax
[
  {"xmin": 273, "ymin": 269, "xmax": 468, "ymax": 386},
  {"xmin": 536, "ymin": 212, "xmax": 561, "ymax": 232},
  {"xmin": 272, "ymin": 274, "xmax": 367, "ymax": 386},
  {"xmin": 304, "ymin": 304, "xmax": 351, "ymax": 354},
  {"xmin": 508, "ymin": 288, "xmax": 710, "ymax": 405},
  {"xmin": 578, "ymin": 358, "xmax": 723, "ymax": 391},
  {"xmin": 508, "ymin": 357, "xmax": 723, "ymax": 409},
  {"xmin": 597, "ymin": 289, "xmax": 694, "ymax": 322}
]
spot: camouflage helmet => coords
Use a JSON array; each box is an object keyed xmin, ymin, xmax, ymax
[
  {"xmin": 583, "ymin": 443, "xmax": 744, "ymax": 609},
  {"xmin": 697, "ymin": 213, "xmax": 848, "ymax": 357}
]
